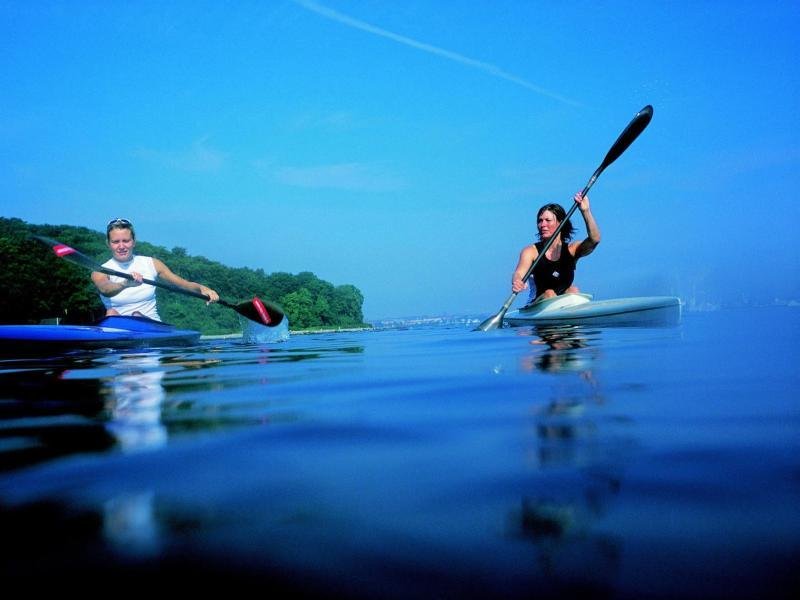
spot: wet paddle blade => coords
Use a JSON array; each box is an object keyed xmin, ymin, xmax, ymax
[
  {"xmin": 230, "ymin": 297, "xmax": 285, "ymax": 327},
  {"xmin": 474, "ymin": 311, "xmax": 505, "ymax": 332}
]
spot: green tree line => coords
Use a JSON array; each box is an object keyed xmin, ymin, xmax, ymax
[{"xmin": 0, "ymin": 217, "xmax": 369, "ymax": 334}]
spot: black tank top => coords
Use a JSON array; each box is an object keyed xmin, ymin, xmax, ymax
[{"xmin": 532, "ymin": 241, "xmax": 577, "ymax": 297}]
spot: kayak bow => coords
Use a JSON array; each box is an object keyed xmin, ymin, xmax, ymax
[{"xmin": 0, "ymin": 315, "xmax": 201, "ymax": 354}]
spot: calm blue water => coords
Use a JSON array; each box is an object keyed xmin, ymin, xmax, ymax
[{"xmin": 1, "ymin": 307, "xmax": 798, "ymax": 598}]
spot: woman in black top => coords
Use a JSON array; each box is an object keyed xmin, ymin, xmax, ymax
[{"xmin": 511, "ymin": 192, "xmax": 601, "ymax": 304}]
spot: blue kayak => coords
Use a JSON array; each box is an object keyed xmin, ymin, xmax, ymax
[{"xmin": 0, "ymin": 315, "xmax": 201, "ymax": 353}]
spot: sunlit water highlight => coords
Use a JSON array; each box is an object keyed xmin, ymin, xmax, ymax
[{"xmin": 0, "ymin": 307, "xmax": 798, "ymax": 598}]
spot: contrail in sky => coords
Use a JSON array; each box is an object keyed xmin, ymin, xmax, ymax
[{"xmin": 292, "ymin": 0, "xmax": 580, "ymax": 106}]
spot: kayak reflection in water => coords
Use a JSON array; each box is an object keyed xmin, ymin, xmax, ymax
[
  {"xmin": 511, "ymin": 192, "xmax": 601, "ymax": 307},
  {"xmin": 91, "ymin": 217, "xmax": 220, "ymax": 321}
]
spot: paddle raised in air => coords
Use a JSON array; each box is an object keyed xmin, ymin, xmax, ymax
[
  {"xmin": 32, "ymin": 235, "xmax": 284, "ymax": 327},
  {"xmin": 475, "ymin": 104, "xmax": 654, "ymax": 332}
]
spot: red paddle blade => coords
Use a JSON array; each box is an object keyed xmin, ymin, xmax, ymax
[
  {"xmin": 53, "ymin": 243, "xmax": 77, "ymax": 258},
  {"xmin": 32, "ymin": 235, "xmax": 106, "ymax": 271},
  {"xmin": 252, "ymin": 296, "xmax": 272, "ymax": 325},
  {"xmin": 233, "ymin": 296, "xmax": 284, "ymax": 327}
]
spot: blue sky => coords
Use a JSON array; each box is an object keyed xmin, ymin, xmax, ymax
[{"xmin": 2, "ymin": 0, "xmax": 798, "ymax": 318}]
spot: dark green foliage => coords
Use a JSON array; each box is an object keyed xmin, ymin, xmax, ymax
[{"xmin": 0, "ymin": 217, "xmax": 369, "ymax": 333}]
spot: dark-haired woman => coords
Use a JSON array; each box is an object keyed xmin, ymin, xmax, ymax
[
  {"xmin": 511, "ymin": 192, "xmax": 600, "ymax": 304},
  {"xmin": 92, "ymin": 218, "xmax": 219, "ymax": 320}
]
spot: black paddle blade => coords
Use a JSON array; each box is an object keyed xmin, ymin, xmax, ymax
[
  {"xmin": 599, "ymin": 105, "xmax": 653, "ymax": 172},
  {"xmin": 232, "ymin": 297, "xmax": 285, "ymax": 327}
]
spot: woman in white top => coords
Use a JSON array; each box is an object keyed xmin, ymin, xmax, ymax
[{"xmin": 92, "ymin": 218, "xmax": 220, "ymax": 321}]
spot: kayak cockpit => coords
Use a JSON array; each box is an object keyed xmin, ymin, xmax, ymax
[{"xmin": 519, "ymin": 293, "xmax": 593, "ymax": 315}]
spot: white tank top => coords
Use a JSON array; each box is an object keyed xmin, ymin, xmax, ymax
[{"xmin": 100, "ymin": 255, "xmax": 161, "ymax": 321}]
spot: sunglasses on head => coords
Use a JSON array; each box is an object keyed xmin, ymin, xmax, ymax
[{"xmin": 107, "ymin": 218, "xmax": 132, "ymax": 230}]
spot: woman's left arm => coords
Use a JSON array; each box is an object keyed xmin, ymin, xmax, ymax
[
  {"xmin": 154, "ymin": 258, "xmax": 220, "ymax": 303},
  {"xmin": 571, "ymin": 192, "xmax": 601, "ymax": 258}
]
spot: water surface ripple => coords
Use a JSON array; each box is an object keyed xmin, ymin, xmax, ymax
[{"xmin": 1, "ymin": 308, "xmax": 798, "ymax": 598}]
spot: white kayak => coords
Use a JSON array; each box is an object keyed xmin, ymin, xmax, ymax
[{"xmin": 504, "ymin": 293, "xmax": 682, "ymax": 327}]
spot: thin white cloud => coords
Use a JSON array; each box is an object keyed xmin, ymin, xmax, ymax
[
  {"xmin": 132, "ymin": 137, "xmax": 226, "ymax": 173},
  {"xmin": 267, "ymin": 161, "xmax": 405, "ymax": 192},
  {"xmin": 292, "ymin": 0, "xmax": 580, "ymax": 107}
]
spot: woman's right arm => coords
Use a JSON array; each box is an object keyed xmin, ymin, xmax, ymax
[
  {"xmin": 512, "ymin": 246, "xmax": 537, "ymax": 293},
  {"xmin": 91, "ymin": 271, "xmax": 142, "ymax": 297}
]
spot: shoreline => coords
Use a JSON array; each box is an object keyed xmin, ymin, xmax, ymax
[{"xmin": 201, "ymin": 326, "xmax": 373, "ymax": 340}]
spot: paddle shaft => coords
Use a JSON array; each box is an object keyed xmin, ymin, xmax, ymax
[
  {"xmin": 93, "ymin": 262, "xmax": 279, "ymax": 325},
  {"xmin": 476, "ymin": 105, "xmax": 654, "ymax": 331},
  {"xmin": 94, "ymin": 263, "xmax": 234, "ymax": 307}
]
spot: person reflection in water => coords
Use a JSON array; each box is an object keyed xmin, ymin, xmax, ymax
[
  {"xmin": 522, "ymin": 326, "xmax": 594, "ymax": 376},
  {"xmin": 105, "ymin": 355, "xmax": 167, "ymax": 451},
  {"xmin": 101, "ymin": 354, "xmax": 168, "ymax": 557}
]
